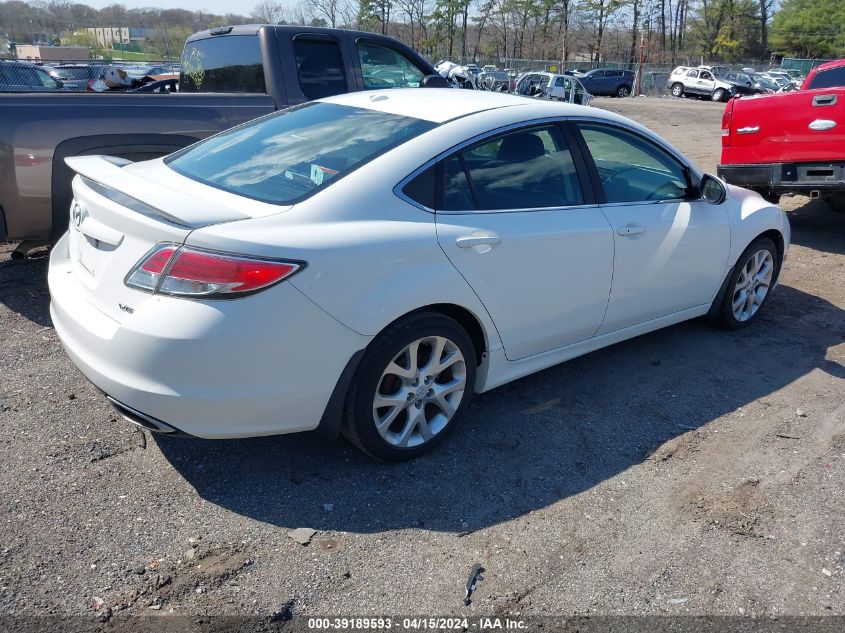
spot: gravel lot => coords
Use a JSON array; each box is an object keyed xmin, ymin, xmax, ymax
[{"xmin": 0, "ymin": 96, "xmax": 843, "ymax": 625}]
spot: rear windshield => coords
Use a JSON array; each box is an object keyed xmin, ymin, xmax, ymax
[
  {"xmin": 165, "ymin": 102, "xmax": 437, "ymax": 205},
  {"xmin": 180, "ymin": 35, "xmax": 265, "ymax": 93}
]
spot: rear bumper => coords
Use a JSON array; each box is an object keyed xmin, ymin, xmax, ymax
[
  {"xmin": 48, "ymin": 232, "xmax": 370, "ymax": 439},
  {"xmin": 718, "ymin": 161, "xmax": 845, "ymax": 194}
]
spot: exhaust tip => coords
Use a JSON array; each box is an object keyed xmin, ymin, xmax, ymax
[
  {"xmin": 9, "ymin": 250, "xmax": 26, "ymax": 261},
  {"xmin": 810, "ymin": 190, "xmax": 821, "ymax": 199},
  {"xmin": 106, "ymin": 396, "xmax": 182, "ymax": 435}
]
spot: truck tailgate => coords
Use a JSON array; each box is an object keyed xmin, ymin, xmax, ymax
[{"xmin": 722, "ymin": 88, "xmax": 845, "ymax": 164}]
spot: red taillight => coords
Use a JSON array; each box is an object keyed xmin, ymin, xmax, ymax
[
  {"xmin": 721, "ymin": 101, "xmax": 733, "ymax": 148},
  {"xmin": 125, "ymin": 244, "xmax": 302, "ymax": 299}
]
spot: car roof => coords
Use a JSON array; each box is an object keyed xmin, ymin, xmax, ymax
[
  {"xmin": 320, "ymin": 89, "xmax": 540, "ymax": 123},
  {"xmin": 320, "ymin": 87, "xmax": 610, "ymax": 124}
]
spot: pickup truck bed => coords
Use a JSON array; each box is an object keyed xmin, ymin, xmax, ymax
[{"xmin": 0, "ymin": 24, "xmax": 441, "ymax": 243}]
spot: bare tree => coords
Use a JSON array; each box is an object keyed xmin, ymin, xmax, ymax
[
  {"xmin": 252, "ymin": 0, "xmax": 286, "ymax": 23},
  {"xmin": 311, "ymin": 0, "xmax": 341, "ymax": 26}
]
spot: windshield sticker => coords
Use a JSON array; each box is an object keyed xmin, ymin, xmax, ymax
[{"xmin": 310, "ymin": 164, "xmax": 339, "ymax": 186}]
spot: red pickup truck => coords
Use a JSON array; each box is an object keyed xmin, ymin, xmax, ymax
[{"xmin": 718, "ymin": 58, "xmax": 845, "ymax": 211}]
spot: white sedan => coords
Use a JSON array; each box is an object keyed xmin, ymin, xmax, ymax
[{"xmin": 48, "ymin": 89, "xmax": 790, "ymax": 460}]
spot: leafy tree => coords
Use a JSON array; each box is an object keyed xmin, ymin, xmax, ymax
[{"xmin": 770, "ymin": 0, "xmax": 845, "ymax": 57}]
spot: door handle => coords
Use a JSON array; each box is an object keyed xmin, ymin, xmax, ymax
[
  {"xmin": 616, "ymin": 224, "xmax": 646, "ymax": 237},
  {"xmin": 812, "ymin": 94, "xmax": 837, "ymax": 107},
  {"xmin": 808, "ymin": 119, "xmax": 836, "ymax": 131},
  {"xmin": 456, "ymin": 235, "xmax": 502, "ymax": 249}
]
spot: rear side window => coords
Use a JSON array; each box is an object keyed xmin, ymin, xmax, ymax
[
  {"xmin": 686, "ymin": 69, "xmax": 699, "ymax": 78},
  {"xmin": 357, "ymin": 41, "xmax": 425, "ymax": 89},
  {"xmin": 808, "ymin": 67, "xmax": 845, "ymax": 90},
  {"xmin": 166, "ymin": 102, "xmax": 436, "ymax": 205},
  {"xmin": 402, "ymin": 165, "xmax": 436, "ymax": 208},
  {"xmin": 293, "ymin": 38, "xmax": 347, "ymax": 100},
  {"xmin": 180, "ymin": 35, "xmax": 265, "ymax": 93},
  {"xmin": 440, "ymin": 126, "xmax": 583, "ymax": 211}
]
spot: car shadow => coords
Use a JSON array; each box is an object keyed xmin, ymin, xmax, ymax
[
  {"xmin": 0, "ymin": 248, "xmax": 51, "ymax": 327},
  {"xmin": 787, "ymin": 196, "xmax": 845, "ymax": 256},
  {"xmin": 155, "ymin": 283, "xmax": 845, "ymax": 534}
]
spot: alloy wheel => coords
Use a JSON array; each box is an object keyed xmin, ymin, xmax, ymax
[
  {"xmin": 372, "ymin": 336, "xmax": 467, "ymax": 448},
  {"xmin": 731, "ymin": 249, "xmax": 774, "ymax": 322}
]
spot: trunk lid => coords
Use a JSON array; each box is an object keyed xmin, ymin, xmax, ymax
[
  {"xmin": 64, "ymin": 155, "xmax": 266, "ymax": 322},
  {"xmin": 722, "ymin": 88, "xmax": 845, "ymax": 164}
]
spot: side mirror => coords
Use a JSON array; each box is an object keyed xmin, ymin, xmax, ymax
[
  {"xmin": 700, "ymin": 174, "xmax": 727, "ymax": 204},
  {"xmin": 421, "ymin": 74, "xmax": 450, "ymax": 89}
]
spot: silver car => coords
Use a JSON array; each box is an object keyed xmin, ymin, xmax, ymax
[
  {"xmin": 667, "ymin": 66, "xmax": 735, "ymax": 101},
  {"xmin": 515, "ymin": 71, "xmax": 592, "ymax": 105}
]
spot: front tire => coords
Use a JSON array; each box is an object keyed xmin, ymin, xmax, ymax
[
  {"xmin": 671, "ymin": 82, "xmax": 684, "ymax": 97},
  {"xmin": 715, "ymin": 237, "xmax": 779, "ymax": 330},
  {"xmin": 712, "ymin": 88, "xmax": 726, "ymax": 102},
  {"xmin": 342, "ymin": 312, "xmax": 476, "ymax": 461}
]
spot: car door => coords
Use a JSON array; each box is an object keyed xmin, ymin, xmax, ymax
[
  {"xmin": 573, "ymin": 121, "xmax": 730, "ymax": 334},
  {"xmin": 684, "ymin": 68, "xmax": 701, "ymax": 93},
  {"xmin": 698, "ymin": 70, "xmax": 716, "ymax": 95},
  {"xmin": 583, "ymin": 70, "xmax": 605, "ymax": 95},
  {"xmin": 433, "ymin": 123, "xmax": 614, "ymax": 360}
]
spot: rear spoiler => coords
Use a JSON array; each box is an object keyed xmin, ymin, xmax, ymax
[{"xmin": 65, "ymin": 155, "xmax": 251, "ymax": 227}]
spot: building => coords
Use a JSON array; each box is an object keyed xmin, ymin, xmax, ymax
[
  {"xmin": 86, "ymin": 27, "xmax": 148, "ymax": 49},
  {"xmin": 15, "ymin": 45, "xmax": 90, "ymax": 62}
]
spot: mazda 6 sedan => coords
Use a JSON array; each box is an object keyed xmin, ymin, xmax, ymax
[{"xmin": 49, "ymin": 90, "xmax": 790, "ymax": 460}]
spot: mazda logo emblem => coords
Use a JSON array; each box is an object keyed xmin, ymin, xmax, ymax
[{"xmin": 71, "ymin": 203, "xmax": 84, "ymax": 228}]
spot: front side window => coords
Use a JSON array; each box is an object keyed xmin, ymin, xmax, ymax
[
  {"xmin": 700, "ymin": 71, "xmax": 713, "ymax": 80},
  {"xmin": 167, "ymin": 102, "xmax": 436, "ymax": 205},
  {"xmin": 441, "ymin": 125, "xmax": 583, "ymax": 211},
  {"xmin": 577, "ymin": 123, "xmax": 690, "ymax": 204},
  {"xmin": 808, "ymin": 67, "xmax": 845, "ymax": 90},
  {"xmin": 180, "ymin": 35, "xmax": 265, "ymax": 93},
  {"xmin": 357, "ymin": 41, "xmax": 425, "ymax": 89},
  {"xmin": 293, "ymin": 38, "xmax": 348, "ymax": 100}
]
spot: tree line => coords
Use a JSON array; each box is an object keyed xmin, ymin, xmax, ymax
[{"xmin": 0, "ymin": 0, "xmax": 841, "ymax": 65}]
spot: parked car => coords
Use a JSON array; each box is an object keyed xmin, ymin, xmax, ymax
[
  {"xmin": 800, "ymin": 58, "xmax": 845, "ymax": 90},
  {"xmin": 465, "ymin": 63, "xmax": 479, "ymax": 76},
  {"xmin": 747, "ymin": 72, "xmax": 780, "ymax": 93},
  {"xmin": 0, "ymin": 60, "xmax": 64, "ymax": 91},
  {"xmin": 0, "ymin": 25, "xmax": 445, "ymax": 248},
  {"xmin": 514, "ymin": 71, "xmax": 591, "ymax": 104},
  {"xmin": 54, "ymin": 64, "xmax": 117, "ymax": 91},
  {"xmin": 49, "ymin": 89, "xmax": 790, "ymax": 460},
  {"xmin": 720, "ymin": 70, "xmax": 768, "ymax": 97},
  {"xmin": 576, "ymin": 68, "xmax": 634, "ymax": 97},
  {"xmin": 718, "ymin": 83, "xmax": 845, "ymax": 208},
  {"xmin": 667, "ymin": 66, "xmax": 736, "ymax": 101}
]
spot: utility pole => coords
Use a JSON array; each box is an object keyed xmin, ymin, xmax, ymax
[
  {"xmin": 635, "ymin": 32, "xmax": 644, "ymax": 96},
  {"xmin": 118, "ymin": 24, "xmax": 125, "ymax": 61}
]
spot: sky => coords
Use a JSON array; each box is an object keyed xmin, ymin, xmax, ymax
[{"xmin": 80, "ymin": 0, "xmax": 265, "ymax": 17}]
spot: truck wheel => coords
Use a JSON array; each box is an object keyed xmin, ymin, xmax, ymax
[
  {"xmin": 828, "ymin": 194, "xmax": 845, "ymax": 213},
  {"xmin": 671, "ymin": 83, "xmax": 684, "ymax": 97},
  {"xmin": 712, "ymin": 88, "xmax": 726, "ymax": 102}
]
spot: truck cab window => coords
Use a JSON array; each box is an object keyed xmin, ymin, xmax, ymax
[
  {"xmin": 356, "ymin": 42, "xmax": 425, "ymax": 89},
  {"xmin": 293, "ymin": 38, "xmax": 348, "ymax": 100}
]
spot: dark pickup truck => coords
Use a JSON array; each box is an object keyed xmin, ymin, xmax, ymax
[{"xmin": 0, "ymin": 24, "xmax": 444, "ymax": 251}]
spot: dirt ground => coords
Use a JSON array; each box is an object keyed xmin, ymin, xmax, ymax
[{"xmin": 0, "ymin": 96, "xmax": 843, "ymax": 625}]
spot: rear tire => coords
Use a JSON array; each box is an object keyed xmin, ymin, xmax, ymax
[
  {"xmin": 714, "ymin": 237, "xmax": 780, "ymax": 330},
  {"xmin": 671, "ymin": 83, "xmax": 684, "ymax": 97},
  {"xmin": 616, "ymin": 85, "xmax": 631, "ymax": 98},
  {"xmin": 342, "ymin": 312, "xmax": 476, "ymax": 461}
]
